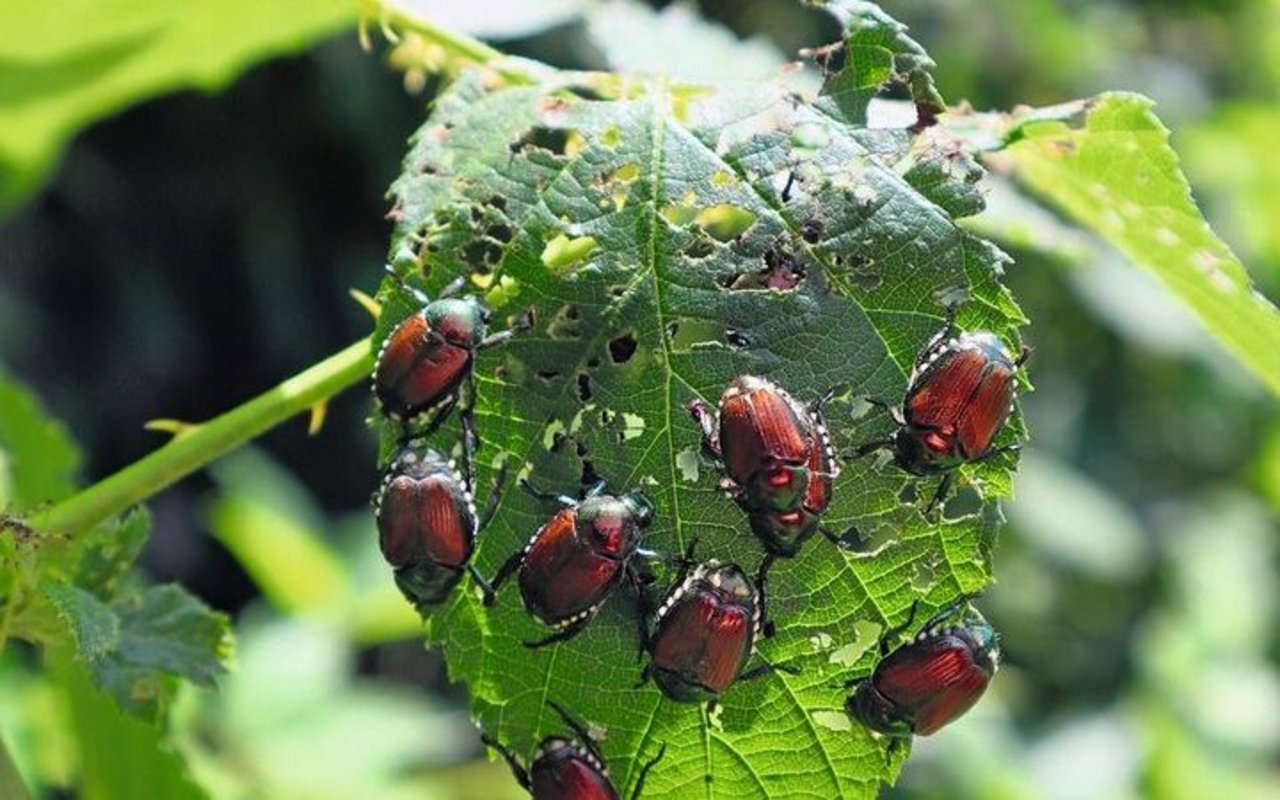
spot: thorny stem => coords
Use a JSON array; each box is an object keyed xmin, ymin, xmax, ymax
[{"xmin": 27, "ymin": 339, "xmax": 374, "ymax": 539}]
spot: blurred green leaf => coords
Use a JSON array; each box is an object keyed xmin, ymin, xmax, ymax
[
  {"xmin": 183, "ymin": 615, "xmax": 485, "ymax": 800},
  {"xmin": 72, "ymin": 509, "xmax": 150, "ymax": 599},
  {"xmin": 815, "ymin": 0, "xmax": 943, "ymax": 126},
  {"xmin": 207, "ymin": 450, "xmax": 420, "ymax": 642},
  {"xmin": 0, "ymin": 366, "xmax": 80, "ymax": 510},
  {"xmin": 51, "ymin": 648, "xmax": 207, "ymax": 800},
  {"xmin": 45, "ymin": 579, "xmax": 231, "ymax": 723},
  {"xmin": 996, "ymin": 93, "xmax": 1280, "ymax": 397},
  {"xmin": 386, "ymin": 0, "xmax": 587, "ymax": 41},
  {"xmin": 583, "ymin": 0, "xmax": 788, "ymax": 83},
  {"xmin": 42, "ymin": 584, "xmax": 120, "ymax": 662},
  {"xmin": 1182, "ymin": 103, "xmax": 1280, "ymax": 277},
  {"xmin": 375, "ymin": 2, "xmax": 1024, "ymax": 795},
  {"xmin": 0, "ymin": 0, "xmax": 357, "ymax": 210}
]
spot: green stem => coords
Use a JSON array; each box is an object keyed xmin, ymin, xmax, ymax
[
  {"xmin": 28, "ymin": 339, "xmax": 374, "ymax": 538},
  {"xmin": 0, "ymin": 734, "xmax": 31, "ymax": 800}
]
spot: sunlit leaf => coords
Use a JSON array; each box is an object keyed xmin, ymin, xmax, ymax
[{"xmin": 372, "ymin": 2, "xmax": 1024, "ymax": 795}]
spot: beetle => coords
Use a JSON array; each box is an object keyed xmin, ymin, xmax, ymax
[
  {"xmin": 487, "ymin": 480, "xmax": 656, "ymax": 648},
  {"xmin": 639, "ymin": 555, "xmax": 793, "ymax": 705},
  {"xmin": 687, "ymin": 376, "xmax": 840, "ymax": 557},
  {"xmin": 844, "ymin": 597, "xmax": 999, "ymax": 741},
  {"xmin": 372, "ymin": 266, "xmax": 532, "ymax": 434},
  {"xmin": 850, "ymin": 307, "xmax": 1028, "ymax": 512},
  {"xmin": 373, "ymin": 436, "xmax": 503, "ymax": 611},
  {"xmin": 481, "ymin": 702, "xmax": 665, "ymax": 800}
]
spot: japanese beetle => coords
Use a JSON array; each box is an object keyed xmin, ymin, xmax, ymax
[
  {"xmin": 851, "ymin": 308, "xmax": 1027, "ymax": 511},
  {"xmin": 373, "ymin": 437, "xmax": 502, "ymax": 611},
  {"xmin": 487, "ymin": 480, "xmax": 656, "ymax": 648},
  {"xmin": 639, "ymin": 556, "xmax": 792, "ymax": 705},
  {"xmin": 845, "ymin": 598, "xmax": 999, "ymax": 740},
  {"xmin": 481, "ymin": 702, "xmax": 665, "ymax": 800},
  {"xmin": 688, "ymin": 376, "xmax": 839, "ymax": 557},
  {"xmin": 373, "ymin": 267, "xmax": 531, "ymax": 434}
]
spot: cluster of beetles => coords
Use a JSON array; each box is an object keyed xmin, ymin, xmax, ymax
[{"xmin": 368, "ymin": 265, "xmax": 1027, "ymax": 798}]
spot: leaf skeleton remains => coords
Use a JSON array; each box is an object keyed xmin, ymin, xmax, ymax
[{"xmin": 368, "ymin": 267, "xmax": 1024, "ymax": 794}]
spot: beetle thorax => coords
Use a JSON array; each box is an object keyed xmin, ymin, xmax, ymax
[
  {"xmin": 577, "ymin": 497, "xmax": 640, "ymax": 558},
  {"xmin": 425, "ymin": 297, "xmax": 487, "ymax": 347}
]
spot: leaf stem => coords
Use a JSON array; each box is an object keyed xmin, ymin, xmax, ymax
[
  {"xmin": 358, "ymin": 0, "xmax": 535, "ymax": 84},
  {"xmin": 0, "ymin": 734, "xmax": 31, "ymax": 800},
  {"xmin": 27, "ymin": 339, "xmax": 374, "ymax": 538}
]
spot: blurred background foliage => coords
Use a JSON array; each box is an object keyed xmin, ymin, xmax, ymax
[{"xmin": 0, "ymin": 0, "xmax": 1277, "ymax": 798}]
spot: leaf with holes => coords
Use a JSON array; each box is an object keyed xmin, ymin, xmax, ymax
[{"xmin": 370, "ymin": 2, "xmax": 1025, "ymax": 797}]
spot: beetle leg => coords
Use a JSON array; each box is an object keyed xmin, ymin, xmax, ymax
[
  {"xmin": 477, "ymin": 461, "xmax": 509, "ymax": 533},
  {"xmin": 923, "ymin": 473, "xmax": 953, "ymax": 518},
  {"xmin": 437, "ymin": 275, "xmax": 468, "ymax": 299},
  {"xmin": 383, "ymin": 263, "xmax": 431, "ymax": 306},
  {"xmin": 484, "ymin": 551, "xmax": 524, "ymax": 606},
  {"xmin": 518, "ymin": 478, "xmax": 577, "ymax": 508},
  {"xmin": 879, "ymin": 600, "xmax": 922, "ymax": 655},
  {"xmin": 630, "ymin": 743, "xmax": 668, "ymax": 800},
  {"xmin": 972, "ymin": 443, "xmax": 1021, "ymax": 464},
  {"xmin": 739, "ymin": 655, "xmax": 799, "ymax": 682},
  {"xmin": 635, "ymin": 663, "xmax": 653, "ymax": 689},
  {"xmin": 549, "ymin": 701, "xmax": 607, "ymax": 764},
  {"xmin": 919, "ymin": 593, "xmax": 983, "ymax": 632},
  {"xmin": 524, "ymin": 617, "xmax": 592, "ymax": 649},
  {"xmin": 459, "ymin": 403, "xmax": 478, "ymax": 491},
  {"xmin": 480, "ymin": 732, "xmax": 532, "ymax": 791},
  {"xmin": 755, "ymin": 555, "xmax": 778, "ymax": 639},
  {"xmin": 686, "ymin": 399, "xmax": 723, "ymax": 463},
  {"xmin": 780, "ymin": 169, "xmax": 797, "ymax": 203},
  {"xmin": 466, "ymin": 564, "xmax": 497, "ymax": 606},
  {"xmin": 407, "ymin": 395, "xmax": 459, "ymax": 444},
  {"xmin": 845, "ymin": 437, "xmax": 894, "ymax": 461},
  {"xmin": 478, "ymin": 309, "xmax": 535, "ymax": 349},
  {"xmin": 1015, "ymin": 343, "xmax": 1032, "ymax": 367}
]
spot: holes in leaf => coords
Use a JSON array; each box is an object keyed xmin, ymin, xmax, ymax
[
  {"xmin": 694, "ymin": 204, "xmax": 757, "ymax": 242},
  {"xmin": 487, "ymin": 195, "xmax": 507, "ymax": 213},
  {"xmin": 547, "ymin": 306, "xmax": 583, "ymax": 340},
  {"xmin": 668, "ymin": 318, "xmax": 721, "ymax": 349},
  {"xmin": 511, "ymin": 126, "xmax": 571, "ymax": 156},
  {"xmin": 801, "ymin": 218, "xmax": 824, "ymax": 244},
  {"xmin": 807, "ymin": 42, "xmax": 847, "ymax": 75},
  {"xmin": 682, "ymin": 237, "xmax": 715, "ymax": 260},
  {"xmin": 576, "ymin": 373, "xmax": 593, "ymax": 402},
  {"xmin": 535, "ymin": 368, "xmax": 562, "ymax": 382},
  {"xmin": 487, "ymin": 224, "xmax": 512, "ymax": 243},
  {"xmin": 725, "ymin": 329, "xmax": 751, "ymax": 348},
  {"xmin": 541, "ymin": 234, "xmax": 598, "ymax": 274},
  {"xmin": 941, "ymin": 484, "xmax": 983, "ymax": 520},
  {"xmin": 608, "ymin": 333, "xmax": 638, "ymax": 364},
  {"xmin": 718, "ymin": 248, "xmax": 806, "ymax": 291},
  {"xmin": 564, "ymin": 84, "xmax": 609, "ymax": 101}
]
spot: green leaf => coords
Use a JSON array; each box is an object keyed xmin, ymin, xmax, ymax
[
  {"xmin": 374, "ymin": 4, "xmax": 1023, "ymax": 796},
  {"xmin": 0, "ymin": 0, "xmax": 357, "ymax": 210},
  {"xmin": 42, "ymin": 584, "xmax": 120, "ymax": 662},
  {"xmin": 50, "ymin": 648, "xmax": 207, "ymax": 800},
  {"xmin": 45, "ymin": 579, "xmax": 232, "ymax": 723},
  {"xmin": 0, "ymin": 366, "xmax": 80, "ymax": 511},
  {"xmin": 583, "ymin": 0, "xmax": 789, "ymax": 83},
  {"xmin": 810, "ymin": 0, "xmax": 944, "ymax": 126},
  {"xmin": 996, "ymin": 93, "xmax": 1280, "ymax": 397},
  {"xmin": 207, "ymin": 450, "xmax": 352, "ymax": 619},
  {"xmin": 72, "ymin": 509, "xmax": 150, "ymax": 599}
]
